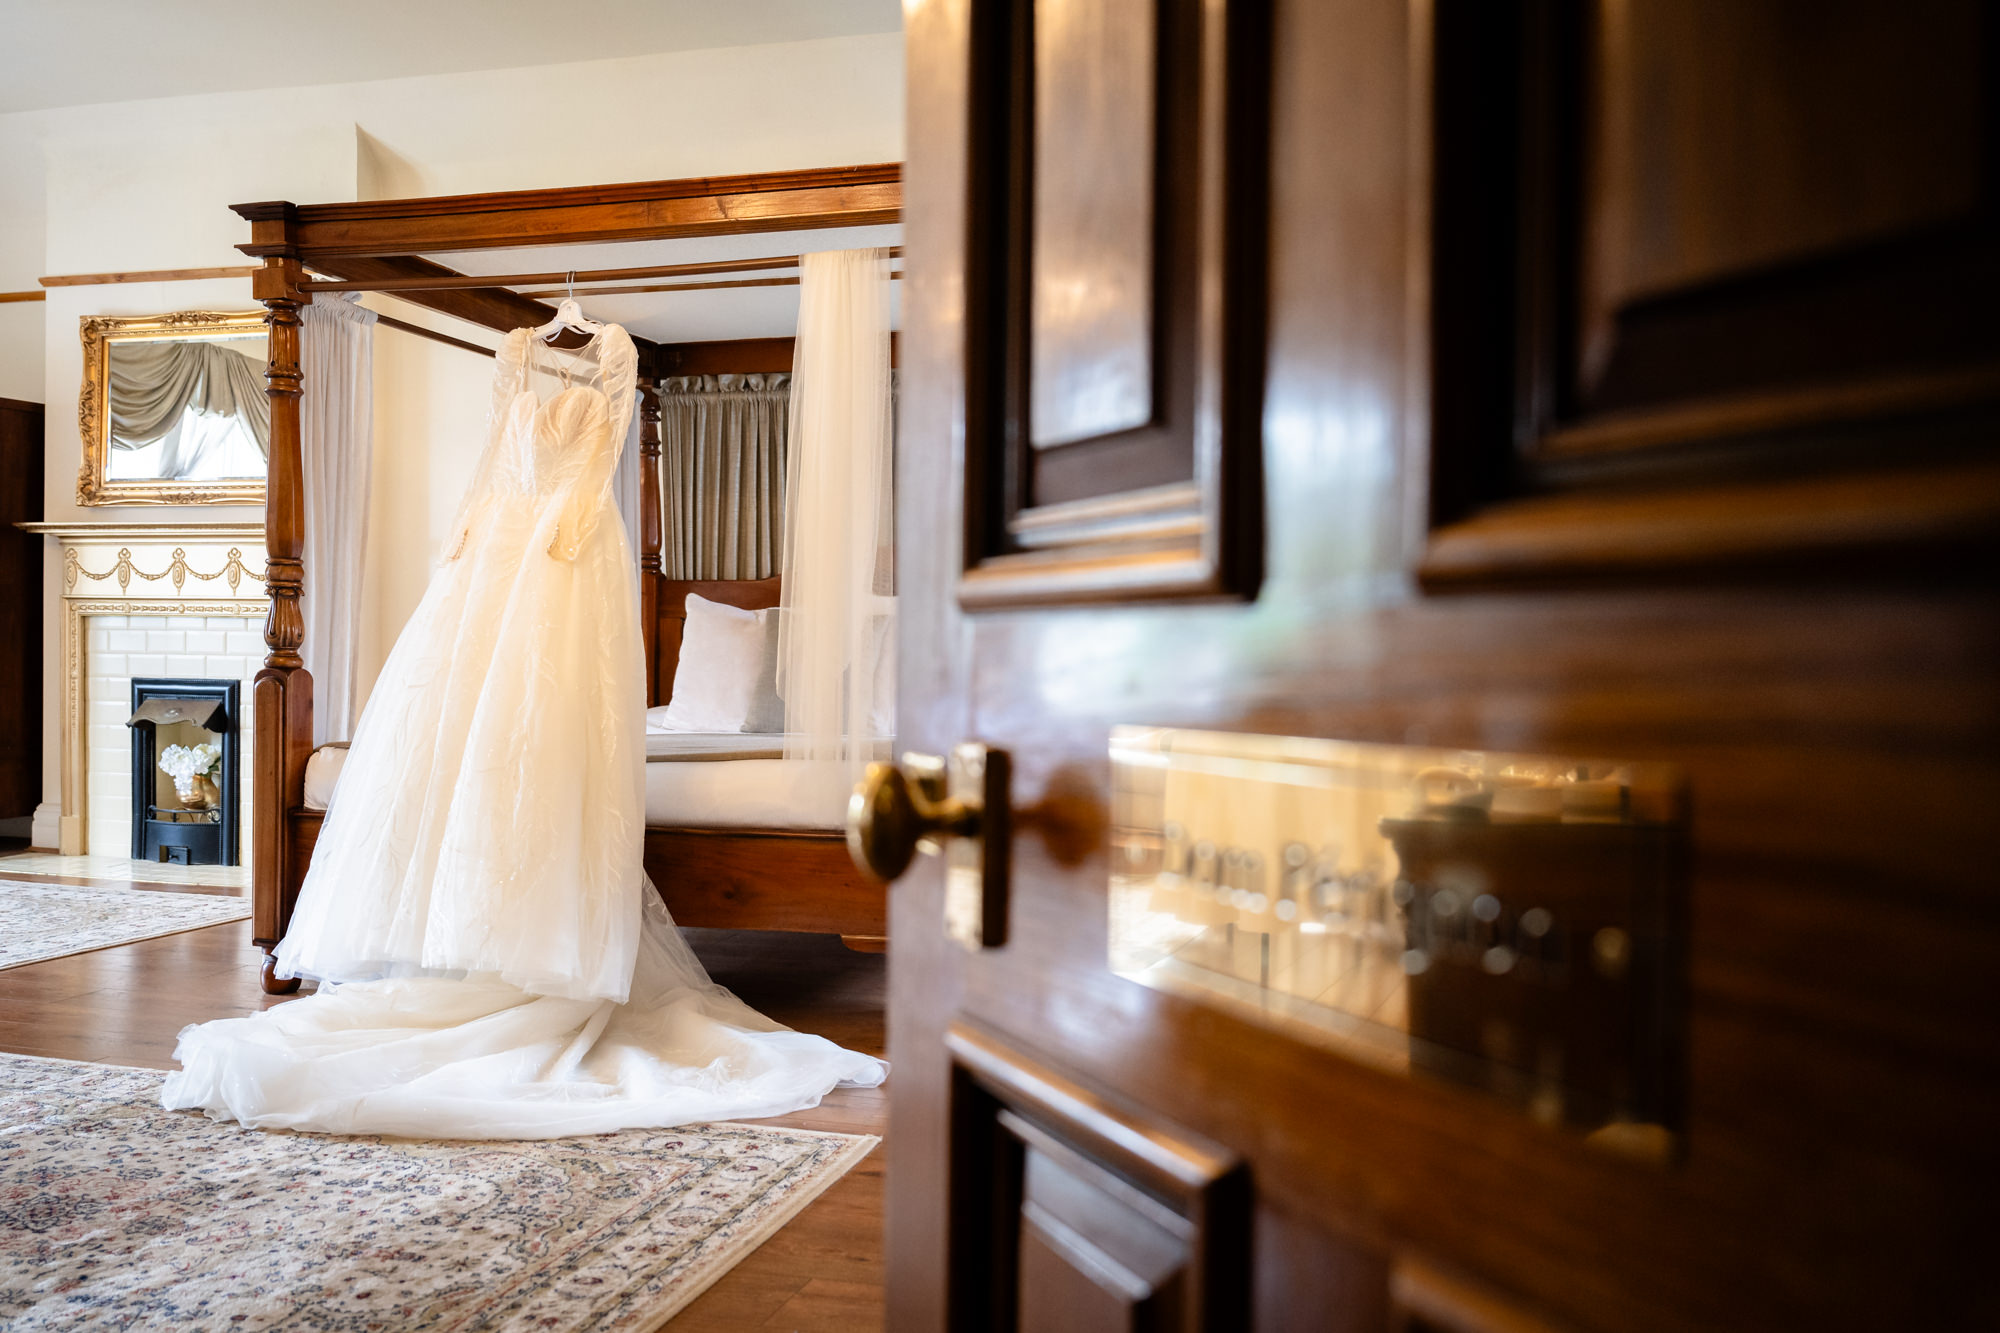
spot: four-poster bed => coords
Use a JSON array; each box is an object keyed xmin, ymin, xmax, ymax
[{"xmin": 234, "ymin": 165, "xmax": 900, "ymax": 993}]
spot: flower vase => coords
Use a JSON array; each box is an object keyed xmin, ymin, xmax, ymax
[{"xmin": 189, "ymin": 773, "xmax": 220, "ymax": 811}]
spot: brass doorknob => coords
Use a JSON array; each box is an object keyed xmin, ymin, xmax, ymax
[{"xmin": 847, "ymin": 756, "xmax": 981, "ymax": 881}]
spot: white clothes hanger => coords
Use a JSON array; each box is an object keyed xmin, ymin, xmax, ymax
[{"xmin": 531, "ymin": 274, "xmax": 605, "ymax": 343}]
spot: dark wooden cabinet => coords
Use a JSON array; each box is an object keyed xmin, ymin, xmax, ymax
[
  {"xmin": 892, "ymin": 1, "xmax": 1999, "ymax": 1330},
  {"xmin": 0, "ymin": 397, "xmax": 43, "ymax": 826}
]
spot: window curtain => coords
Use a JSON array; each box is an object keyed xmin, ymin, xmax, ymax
[
  {"xmin": 778, "ymin": 248, "xmax": 895, "ymax": 789},
  {"xmin": 107, "ymin": 339, "xmax": 272, "ymax": 476},
  {"xmin": 300, "ymin": 294, "xmax": 378, "ymax": 745},
  {"xmin": 658, "ymin": 374, "xmax": 789, "ymax": 579}
]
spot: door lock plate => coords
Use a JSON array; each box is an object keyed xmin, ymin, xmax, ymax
[{"xmin": 940, "ymin": 744, "xmax": 1010, "ymax": 950}]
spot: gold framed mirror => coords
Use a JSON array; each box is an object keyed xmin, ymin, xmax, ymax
[{"xmin": 77, "ymin": 311, "xmax": 270, "ymax": 506}]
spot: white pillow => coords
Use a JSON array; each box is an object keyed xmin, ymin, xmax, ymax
[
  {"xmin": 658, "ymin": 594, "xmax": 768, "ymax": 732},
  {"xmin": 302, "ymin": 745, "xmax": 348, "ymax": 811}
]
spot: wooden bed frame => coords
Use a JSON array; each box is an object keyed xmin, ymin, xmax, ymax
[
  {"xmin": 643, "ymin": 576, "xmax": 887, "ymax": 948},
  {"xmin": 241, "ymin": 166, "xmax": 898, "ymax": 992}
]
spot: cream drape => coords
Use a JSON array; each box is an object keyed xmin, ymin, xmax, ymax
[
  {"xmin": 778, "ymin": 249, "xmax": 895, "ymax": 787},
  {"xmin": 107, "ymin": 339, "xmax": 272, "ymax": 473},
  {"xmin": 300, "ymin": 295, "xmax": 378, "ymax": 745},
  {"xmin": 658, "ymin": 373, "xmax": 789, "ymax": 580}
]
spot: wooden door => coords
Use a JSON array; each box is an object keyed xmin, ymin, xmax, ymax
[
  {"xmin": 886, "ymin": 1, "xmax": 2000, "ymax": 1329},
  {"xmin": 0, "ymin": 397, "xmax": 45, "ymax": 825}
]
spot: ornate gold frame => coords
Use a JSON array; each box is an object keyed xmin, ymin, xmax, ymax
[{"xmin": 77, "ymin": 310, "xmax": 269, "ymax": 506}]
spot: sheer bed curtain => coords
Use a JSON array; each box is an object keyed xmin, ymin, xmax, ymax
[
  {"xmin": 300, "ymin": 294, "xmax": 378, "ymax": 745},
  {"xmin": 779, "ymin": 248, "xmax": 895, "ymax": 791}
]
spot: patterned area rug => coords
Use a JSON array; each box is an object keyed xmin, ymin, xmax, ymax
[
  {"xmin": 0, "ymin": 1055, "xmax": 878, "ymax": 1330},
  {"xmin": 0, "ymin": 878, "xmax": 251, "ymax": 970}
]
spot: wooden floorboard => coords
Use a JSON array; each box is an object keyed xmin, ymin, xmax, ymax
[
  {"xmin": 668, "ymin": 928, "xmax": 888, "ymax": 1331},
  {"xmin": 0, "ymin": 879, "xmax": 888, "ymax": 1331},
  {"xmin": 0, "ymin": 868, "xmax": 243, "ymax": 897}
]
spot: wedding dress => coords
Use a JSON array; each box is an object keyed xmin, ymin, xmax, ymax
[{"xmin": 162, "ymin": 313, "xmax": 886, "ymax": 1139}]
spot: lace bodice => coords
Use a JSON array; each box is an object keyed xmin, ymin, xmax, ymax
[{"xmin": 445, "ymin": 321, "xmax": 638, "ymax": 561}]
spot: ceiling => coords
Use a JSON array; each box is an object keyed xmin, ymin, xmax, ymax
[
  {"xmin": 420, "ymin": 228, "xmax": 904, "ymax": 343},
  {"xmin": 0, "ymin": 0, "xmax": 902, "ymax": 114}
]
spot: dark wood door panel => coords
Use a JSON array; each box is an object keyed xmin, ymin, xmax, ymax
[
  {"xmin": 1563, "ymin": 0, "xmax": 1999, "ymax": 430},
  {"xmin": 944, "ymin": 1024, "xmax": 1249, "ymax": 1332},
  {"xmin": 1431, "ymin": 0, "xmax": 2000, "ymax": 503},
  {"xmin": 1425, "ymin": 0, "xmax": 2000, "ymax": 583},
  {"xmin": 1013, "ymin": 1122, "xmax": 1188, "ymax": 1330},
  {"xmin": 1017, "ymin": 1224, "xmax": 1147, "ymax": 1332},
  {"xmin": 959, "ymin": 0, "xmax": 1266, "ymax": 608},
  {"xmin": 1391, "ymin": 1255, "xmax": 1575, "ymax": 1333},
  {"xmin": 1582, "ymin": 0, "xmax": 1985, "ymax": 325},
  {"xmin": 898, "ymin": 0, "xmax": 2000, "ymax": 1328},
  {"xmin": 1030, "ymin": 0, "xmax": 1161, "ymax": 451}
]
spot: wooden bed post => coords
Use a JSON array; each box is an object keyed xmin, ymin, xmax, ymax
[
  {"xmin": 637, "ymin": 372, "xmax": 664, "ymax": 704},
  {"xmin": 247, "ymin": 225, "xmax": 314, "ymax": 995}
]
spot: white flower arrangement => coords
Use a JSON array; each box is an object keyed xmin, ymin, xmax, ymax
[{"xmin": 159, "ymin": 742, "xmax": 222, "ymax": 801}]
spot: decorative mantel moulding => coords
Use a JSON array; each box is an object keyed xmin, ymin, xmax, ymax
[
  {"xmin": 60, "ymin": 544, "xmax": 266, "ymax": 596},
  {"xmin": 21, "ymin": 523, "xmax": 269, "ymax": 600},
  {"xmin": 24, "ymin": 522, "xmax": 269, "ymax": 854}
]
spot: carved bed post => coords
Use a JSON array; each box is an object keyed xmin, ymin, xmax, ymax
[
  {"xmin": 247, "ymin": 229, "xmax": 314, "ymax": 995},
  {"xmin": 638, "ymin": 372, "xmax": 665, "ymax": 704}
]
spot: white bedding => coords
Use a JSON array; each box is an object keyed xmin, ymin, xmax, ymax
[
  {"xmin": 305, "ymin": 738, "xmax": 850, "ymax": 830},
  {"xmin": 644, "ymin": 755, "xmax": 849, "ymax": 830},
  {"xmin": 643, "ymin": 730, "xmax": 786, "ymax": 761}
]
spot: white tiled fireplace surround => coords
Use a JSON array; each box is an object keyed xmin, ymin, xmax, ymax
[
  {"xmin": 24, "ymin": 523, "xmax": 268, "ymax": 861},
  {"xmin": 85, "ymin": 611, "xmax": 264, "ymax": 858}
]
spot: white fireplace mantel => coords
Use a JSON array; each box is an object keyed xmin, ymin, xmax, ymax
[
  {"xmin": 21, "ymin": 522, "xmax": 270, "ymax": 602},
  {"xmin": 22, "ymin": 522, "xmax": 269, "ymax": 855}
]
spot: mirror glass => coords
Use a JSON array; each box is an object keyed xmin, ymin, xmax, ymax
[{"xmin": 79, "ymin": 312, "xmax": 269, "ymax": 505}]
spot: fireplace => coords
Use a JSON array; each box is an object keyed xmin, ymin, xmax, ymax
[{"xmin": 127, "ymin": 678, "xmax": 240, "ymax": 866}]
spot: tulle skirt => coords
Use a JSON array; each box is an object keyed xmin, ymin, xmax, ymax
[
  {"xmin": 165, "ymin": 499, "xmax": 885, "ymax": 1137},
  {"xmin": 277, "ymin": 493, "xmax": 645, "ymax": 1002},
  {"xmin": 164, "ymin": 891, "xmax": 885, "ymax": 1138}
]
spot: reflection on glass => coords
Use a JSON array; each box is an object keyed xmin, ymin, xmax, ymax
[
  {"xmin": 105, "ymin": 334, "xmax": 271, "ymax": 482},
  {"xmin": 1110, "ymin": 727, "xmax": 1685, "ymax": 1154}
]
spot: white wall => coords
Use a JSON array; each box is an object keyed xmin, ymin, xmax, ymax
[
  {"xmin": 1, "ymin": 29, "xmax": 905, "ymax": 827},
  {"xmin": 0, "ymin": 113, "xmax": 46, "ymax": 402},
  {"xmin": 354, "ymin": 311, "xmax": 499, "ymax": 711}
]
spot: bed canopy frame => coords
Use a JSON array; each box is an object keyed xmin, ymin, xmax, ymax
[{"xmin": 233, "ymin": 163, "xmax": 901, "ymax": 993}]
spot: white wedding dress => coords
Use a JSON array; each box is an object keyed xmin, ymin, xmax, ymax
[{"xmin": 162, "ymin": 318, "xmax": 886, "ymax": 1139}]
